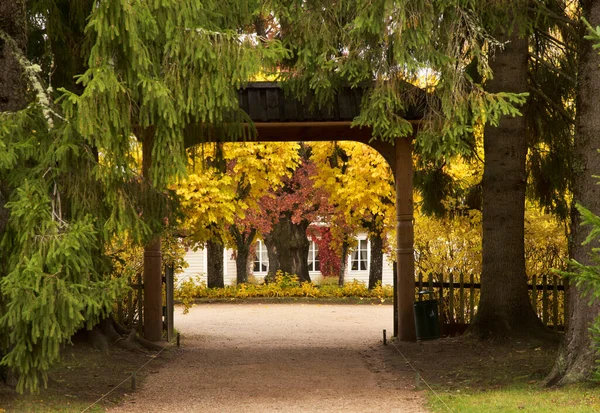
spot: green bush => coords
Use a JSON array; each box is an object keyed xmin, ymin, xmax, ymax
[{"xmin": 175, "ymin": 271, "xmax": 393, "ymax": 313}]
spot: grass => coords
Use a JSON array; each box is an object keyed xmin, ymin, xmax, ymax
[
  {"xmin": 0, "ymin": 335, "xmax": 170, "ymax": 413},
  {"xmin": 391, "ymin": 335, "xmax": 600, "ymax": 413},
  {"xmin": 1, "ymin": 395, "xmax": 105, "ymax": 413},
  {"xmin": 427, "ymin": 384, "xmax": 600, "ymax": 412}
]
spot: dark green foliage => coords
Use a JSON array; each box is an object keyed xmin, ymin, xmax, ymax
[
  {"xmin": 560, "ymin": 204, "xmax": 600, "ymax": 380},
  {"xmin": 1, "ymin": 0, "xmax": 287, "ymax": 393},
  {"xmin": 526, "ymin": 0, "xmax": 578, "ymax": 220}
]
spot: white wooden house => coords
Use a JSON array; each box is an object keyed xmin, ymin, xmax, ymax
[{"xmin": 178, "ymin": 233, "xmax": 395, "ymax": 286}]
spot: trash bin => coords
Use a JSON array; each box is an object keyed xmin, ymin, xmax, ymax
[{"xmin": 414, "ymin": 291, "xmax": 440, "ymax": 340}]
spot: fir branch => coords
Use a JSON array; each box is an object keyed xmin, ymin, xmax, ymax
[{"xmin": 527, "ymin": 77, "xmax": 575, "ymax": 124}]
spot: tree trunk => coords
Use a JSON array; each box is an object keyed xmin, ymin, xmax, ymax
[
  {"xmin": 0, "ymin": 0, "xmax": 27, "ymax": 113},
  {"xmin": 339, "ymin": 240, "xmax": 349, "ymax": 287},
  {"xmin": 0, "ymin": 0, "xmax": 27, "ymax": 240},
  {"xmin": 470, "ymin": 26, "xmax": 544, "ymax": 338},
  {"xmin": 230, "ymin": 226, "xmax": 257, "ymax": 285},
  {"xmin": 263, "ymin": 233, "xmax": 279, "ymax": 282},
  {"xmin": 545, "ymin": 0, "xmax": 600, "ymax": 385},
  {"xmin": 368, "ymin": 230, "xmax": 384, "ymax": 289},
  {"xmin": 206, "ymin": 239, "xmax": 224, "ymax": 288},
  {"xmin": 0, "ymin": 0, "xmax": 27, "ymax": 384},
  {"xmin": 269, "ymin": 215, "xmax": 311, "ymax": 283}
]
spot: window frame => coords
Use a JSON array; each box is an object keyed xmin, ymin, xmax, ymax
[
  {"xmin": 253, "ymin": 240, "xmax": 269, "ymax": 274},
  {"xmin": 307, "ymin": 240, "xmax": 320, "ymax": 272},
  {"xmin": 349, "ymin": 238, "xmax": 369, "ymax": 272}
]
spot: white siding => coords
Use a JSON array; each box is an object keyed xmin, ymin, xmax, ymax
[
  {"xmin": 225, "ymin": 248, "xmax": 237, "ymax": 286},
  {"xmin": 179, "ymin": 232, "xmax": 396, "ymax": 287},
  {"xmin": 179, "ymin": 248, "xmax": 207, "ymax": 285},
  {"xmin": 309, "ymin": 271, "xmax": 323, "ymax": 284},
  {"xmin": 382, "ymin": 255, "xmax": 394, "ymax": 286}
]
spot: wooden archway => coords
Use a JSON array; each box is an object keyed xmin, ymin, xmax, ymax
[{"xmin": 143, "ymin": 82, "xmax": 422, "ymax": 342}]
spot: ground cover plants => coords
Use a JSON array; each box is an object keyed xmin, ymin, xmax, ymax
[{"xmin": 175, "ymin": 272, "xmax": 393, "ymax": 313}]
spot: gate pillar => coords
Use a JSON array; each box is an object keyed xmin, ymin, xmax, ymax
[
  {"xmin": 395, "ymin": 137, "xmax": 417, "ymax": 341},
  {"xmin": 143, "ymin": 238, "xmax": 163, "ymax": 341}
]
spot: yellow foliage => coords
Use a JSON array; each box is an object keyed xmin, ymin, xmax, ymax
[
  {"xmin": 311, "ymin": 142, "xmax": 395, "ymax": 251},
  {"xmin": 173, "ymin": 142, "xmax": 300, "ymax": 245}
]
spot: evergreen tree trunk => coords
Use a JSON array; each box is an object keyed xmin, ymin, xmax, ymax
[
  {"xmin": 0, "ymin": 0, "xmax": 27, "ymax": 385},
  {"xmin": 545, "ymin": 0, "xmax": 600, "ymax": 385},
  {"xmin": 339, "ymin": 240, "xmax": 349, "ymax": 287},
  {"xmin": 269, "ymin": 215, "xmax": 311, "ymax": 283},
  {"xmin": 0, "ymin": 0, "xmax": 27, "ymax": 113},
  {"xmin": 368, "ymin": 231, "xmax": 384, "ymax": 289},
  {"xmin": 470, "ymin": 25, "xmax": 544, "ymax": 338},
  {"xmin": 206, "ymin": 239, "xmax": 224, "ymax": 288},
  {"xmin": 0, "ymin": 0, "xmax": 27, "ymax": 238},
  {"xmin": 230, "ymin": 226, "xmax": 256, "ymax": 285}
]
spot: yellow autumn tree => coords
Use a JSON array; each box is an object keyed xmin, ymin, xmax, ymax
[
  {"xmin": 174, "ymin": 142, "xmax": 300, "ymax": 285},
  {"xmin": 311, "ymin": 141, "xmax": 396, "ymax": 288}
]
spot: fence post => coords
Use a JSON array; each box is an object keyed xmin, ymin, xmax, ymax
[
  {"xmin": 439, "ymin": 273, "xmax": 444, "ymax": 329},
  {"xmin": 542, "ymin": 274, "xmax": 549, "ymax": 326},
  {"xmin": 469, "ymin": 272, "xmax": 475, "ymax": 324},
  {"xmin": 531, "ymin": 274, "xmax": 538, "ymax": 315},
  {"xmin": 165, "ymin": 265, "xmax": 175, "ymax": 342},
  {"xmin": 553, "ymin": 274, "xmax": 559, "ymax": 331},
  {"xmin": 418, "ymin": 272, "xmax": 423, "ymax": 301},
  {"xmin": 137, "ymin": 273, "xmax": 143, "ymax": 332},
  {"xmin": 449, "ymin": 272, "xmax": 455, "ymax": 325},
  {"xmin": 459, "ymin": 272, "xmax": 465, "ymax": 324},
  {"xmin": 428, "ymin": 273, "xmax": 434, "ymax": 295}
]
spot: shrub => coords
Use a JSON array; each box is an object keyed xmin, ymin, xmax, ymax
[{"xmin": 174, "ymin": 271, "xmax": 393, "ymax": 312}]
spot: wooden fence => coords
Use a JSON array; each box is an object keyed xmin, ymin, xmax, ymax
[
  {"xmin": 115, "ymin": 266, "xmax": 175, "ymax": 339},
  {"xmin": 116, "ymin": 273, "xmax": 144, "ymax": 332},
  {"xmin": 414, "ymin": 272, "xmax": 565, "ymax": 334}
]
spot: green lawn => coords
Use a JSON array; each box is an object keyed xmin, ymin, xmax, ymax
[
  {"xmin": 1, "ymin": 395, "xmax": 105, "ymax": 413},
  {"xmin": 428, "ymin": 385, "xmax": 600, "ymax": 413}
]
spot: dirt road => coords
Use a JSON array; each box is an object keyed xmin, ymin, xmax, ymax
[{"xmin": 109, "ymin": 303, "xmax": 428, "ymax": 413}]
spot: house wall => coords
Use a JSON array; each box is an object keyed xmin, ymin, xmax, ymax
[
  {"xmin": 178, "ymin": 234, "xmax": 395, "ymax": 287},
  {"xmin": 178, "ymin": 247, "xmax": 208, "ymax": 286}
]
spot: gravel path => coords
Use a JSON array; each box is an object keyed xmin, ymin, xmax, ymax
[{"xmin": 109, "ymin": 303, "xmax": 428, "ymax": 413}]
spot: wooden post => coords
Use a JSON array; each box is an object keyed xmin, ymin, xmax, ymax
[
  {"xmin": 142, "ymin": 132, "xmax": 163, "ymax": 342},
  {"xmin": 144, "ymin": 238, "xmax": 163, "ymax": 341},
  {"xmin": 531, "ymin": 274, "xmax": 538, "ymax": 315},
  {"xmin": 449, "ymin": 272, "xmax": 455, "ymax": 325},
  {"xmin": 165, "ymin": 264, "xmax": 175, "ymax": 342},
  {"xmin": 553, "ymin": 274, "xmax": 559, "ymax": 330},
  {"xmin": 395, "ymin": 137, "xmax": 416, "ymax": 341},
  {"xmin": 459, "ymin": 272, "xmax": 465, "ymax": 324},
  {"xmin": 542, "ymin": 274, "xmax": 549, "ymax": 326},
  {"xmin": 469, "ymin": 272, "xmax": 475, "ymax": 323},
  {"xmin": 393, "ymin": 261, "xmax": 398, "ymax": 338}
]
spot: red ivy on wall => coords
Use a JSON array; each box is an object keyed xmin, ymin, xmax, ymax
[{"xmin": 309, "ymin": 226, "xmax": 341, "ymax": 278}]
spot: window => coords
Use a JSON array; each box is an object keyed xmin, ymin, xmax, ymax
[
  {"xmin": 308, "ymin": 241, "xmax": 320, "ymax": 272},
  {"xmin": 350, "ymin": 239, "xmax": 368, "ymax": 271},
  {"xmin": 253, "ymin": 240, "xmax": 268, "ymax": 273}
]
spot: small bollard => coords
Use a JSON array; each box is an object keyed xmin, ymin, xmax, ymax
[
  {"xmin": 383, "ymin": 329, "xmax": 387, "ymax": 345},
  {"xmin": 131, "ymin": 372, "xmax": 136, "ymax": 391},
  {"xmin": 176, "ymin": 332, "xmax": 180, "ymax": 347}
]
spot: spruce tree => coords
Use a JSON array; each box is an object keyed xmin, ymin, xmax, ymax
[{"xmin": 0, "ymin": 0, "xmax": 285, "ymax": 392}]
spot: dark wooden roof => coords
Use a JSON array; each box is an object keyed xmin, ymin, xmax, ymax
[
  {"xmin": 238, "ymin": 82, "xmax": 425, "ymax": 122},
  {"xmin": 184, "ymin": 82, "xmax": 426, "ymax": 169}
]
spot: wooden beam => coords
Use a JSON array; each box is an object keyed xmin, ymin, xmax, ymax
[{"xmin": 395, "ymin": 137, "xmax": 417, "ymax": 341}]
